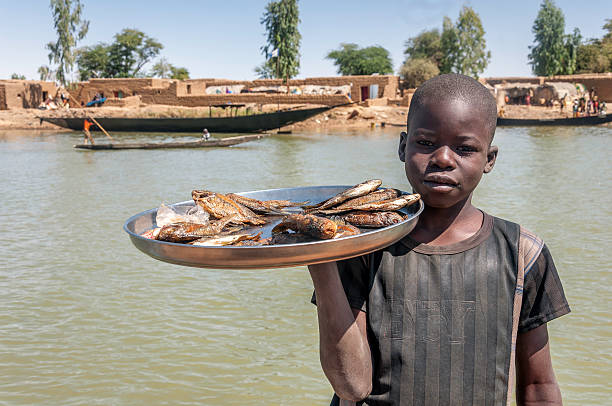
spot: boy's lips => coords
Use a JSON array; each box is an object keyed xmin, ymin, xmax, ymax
[{"xmin": 423, "ymin": 174, "xmax": 459, "ymax": 187}]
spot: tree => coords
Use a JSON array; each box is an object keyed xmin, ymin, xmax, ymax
[
  {"xmin": 254, "ymin": 62, "xmax": 275, "ymax": 79},
  {"xmin": 107, "ymin": 29, "xmax": 163, "ymax": 78},
  {"xmin": 576, "ymin": 41, "xmax": 610, "ymax": 73},
  {"xmin": 76, "ymin": 43, "xmax": 109, "ymax": 80},
  {"xmin": 10, "ymin": 73, "xmax": 26, "ymax": 80},
  {"xmin": 558, "ymin": 28, "xmax": 581, "ymax": 75},
  {"xmin": 404, "ymin": 29, "xmax": 442, "ymax": 67},
  {"xmin": 576, "ymin": 19, "xmax": 612, "ymax": 73},
  {"xmin": 38, "ymin": 65, "xmax": 55, "ymax": 81},
  {"xmin": 150, "ymin": 58, "xmax": 189, "ymax": 80},
  {"xmin": 528, "ymin": 0, "xmax": 581, "ymax": 76},
  {"xmin": 151, "ymin": 58, "xmax": 173, "ymax": 78},
  {"xmin": 440, "ymin": 7, "xmax": 490, "ymax": 77},
  {"xmin": 399, "ymin": 58, "xmax": 440, "ymax": 89},
  {"xmin": 46, "ymin": 0, "xmax": 89, "ymax": 85},
  {"xmin": 258, "ymin": 0, "xmax": 301, "ymax": 79},
  {"xmin": 76, "ymin": 29, "xmax": 164, "ymax": 79},
  {"xmin": 170, "ymin": 66, "xmax": 189, "ymax": 80},
  {"xmin": 327, "ymin": 43, "xmax": 393, "ymax": 75}
]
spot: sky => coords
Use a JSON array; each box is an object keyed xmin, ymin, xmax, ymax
[{"xmin": 0, "ymin": 0, "xmax": 610, "ymax": 81}]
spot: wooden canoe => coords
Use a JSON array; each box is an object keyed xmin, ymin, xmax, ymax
[
  {"xmin": 74, "ymin": 133, "xmax": 270, "ymax": 150},
  {"xmin": 42, "ymin": 106, "xmax": 332, "ymax": 133}
]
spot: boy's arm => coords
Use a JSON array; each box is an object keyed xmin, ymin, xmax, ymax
[
  {"xmin": 309, "ymin": 262, "xmax": 372, "ymax": 402},
  {"xmin": 515, "ymin": 324, "xmax": 563, "ymax": 405}
]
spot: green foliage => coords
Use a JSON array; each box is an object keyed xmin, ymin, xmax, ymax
[
  {"xmin": 38, "ymin": 65, "xmax": 54, "ymax": 81},
  {"xmin": 575, "ymin": 19, "xmax": 612, "ymax": 73},
  {"xmin": 259, "ymin": 0, "xmax": 301, "ymax": 79},
  {"xmin": 107, "ymin": 29, "xmax": 163, "ymax": 77},
  {"xmin": 170, "ymin": 66, "xmax": 189, "ymax": 80},
  {"xmin": 254, "ymin": 62, "xmax": 275, "ymax": 79},
  {"xmin": 439, "ymin": 7, "xmax": 490, "ymax": 77},
  {"xmin": 10, "ymin": 73, "xmax": 26, "ymax": 80},
  {"xmin": 150, "ymin": 58, "xmax": 189, "ymax": 80},
  {"xmin": 76, "ymin": 43, "xmax": 109, "ymax": 80},
  {"xmin": 76, "ymin": 29, "xmax": 164, "ymax": 79},
  {"xmin": 440, "ymin": 16, "xmax": 458, "ymax": 74},
  {"xmin": 399, "ymin": 58, "xmax": 440, "ymax": 88},
  {"xmin": 327, "ymin": 43, "xmax": 393, "ymax": 75},
  {"xmin": 151, "ymin": 58, "xmax": 173, "ymax": 78},
  {"xmin": 46, "ymin": 0, "xmax": 89, "ymax": 85},
  {"xmin": 404, "ymin": 29, "xmax": 442, "ymax": 67},
  {"xmin": 528, "ymin": 0, "xmax": 581, "ymax": 76},
  {"xmin": 576, "ymin": 41, "xmax": 610, "ymax": 72}
]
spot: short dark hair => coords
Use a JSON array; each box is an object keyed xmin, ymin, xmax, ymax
[{"xmin": 407, "ymin": 73, "xmax": 498, "ymax": 141}]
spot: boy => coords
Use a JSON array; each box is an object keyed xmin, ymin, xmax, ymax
[{"xmin": 309, "ymin": 74, "xmax": 570, "ymax": 406}]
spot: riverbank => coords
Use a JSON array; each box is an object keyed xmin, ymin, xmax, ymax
[{"xmin": 0, "ymin": 103, "xmax": 606, "ymax": 131}]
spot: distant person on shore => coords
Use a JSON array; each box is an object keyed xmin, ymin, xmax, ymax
[
  {"xmin": 308, "ymin": 73, "xmax": 570, "ymax": 405},
  {"xmin": 202, "ymin": 128, "xmax": 210, "ymax": 141}
]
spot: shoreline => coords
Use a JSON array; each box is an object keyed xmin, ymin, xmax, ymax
[{"xmin": 0, "ymin": 104, "xmax": 606, "ymax": 132}]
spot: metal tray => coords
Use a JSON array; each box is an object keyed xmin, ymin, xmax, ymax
[{"xmin": 124, "ymin": 186, "xmax": 424, "ymax": 269}]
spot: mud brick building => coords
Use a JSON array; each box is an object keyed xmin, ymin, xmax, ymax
[
  {"xmin": 0, "ymin": 80, "xmax": 58, "ymax": 110},
  {"xmin": 484, "ymin": 73, "xmax": 612, "ymax": 103},
  {"xmin": 70, "ymin": 75, "xmax": 399, "ymax": 107}
]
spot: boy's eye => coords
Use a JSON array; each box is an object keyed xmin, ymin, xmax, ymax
[
  {"xmin": 417, "ymin": 140, "xmax": 434, "ymax": 147},
  {"xmin": 457, "ymin": 145, "xmax": 477, "ymax": 153}
]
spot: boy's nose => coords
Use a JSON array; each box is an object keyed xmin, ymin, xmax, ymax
[{"xmin": 430, "ymin": 146, "xmax": 455, "ymax": 169}]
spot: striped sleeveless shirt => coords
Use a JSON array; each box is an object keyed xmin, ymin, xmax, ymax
[{"xmin": 323, "ymin": 213, "xmax": 570, "ymax": 406}]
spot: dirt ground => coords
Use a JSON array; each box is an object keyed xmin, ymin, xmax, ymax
[{"xmin": 0, "ymin": 103, "xmax": 603, "ymax": 132}]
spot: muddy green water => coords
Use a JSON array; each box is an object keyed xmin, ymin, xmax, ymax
[{"xmin": 0, "ymin": 127, "xmax": 610, "ymax": 405}]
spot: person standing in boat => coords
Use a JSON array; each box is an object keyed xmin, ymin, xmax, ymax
[{"xmin": 83, "ymin": 119, "xmax": 95, "ymax": 145}]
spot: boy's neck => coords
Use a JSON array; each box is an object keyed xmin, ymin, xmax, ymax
[{"xmin": 409, "ymin": 196, "xmax": 484, "ymax": 246}]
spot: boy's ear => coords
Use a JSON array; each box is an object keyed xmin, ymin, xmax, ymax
[
  {"xmin": 398, "ymin": 131, "xmax": 407, "ymax": 162},
  {"xmin": 484, "ymin": 145, "xmax": 498, "ymax": 173}
]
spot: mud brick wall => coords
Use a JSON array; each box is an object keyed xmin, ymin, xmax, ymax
[
  {"xmin": 176, "ymin": 93, "xmax": 351, "ymax": 107},
  {"xmin": 0, "ymin": 80, "xmax": 57, "ymax": 109},
  {"xmin": 73, "ymin": 78, "xmax": 170, "ymax": 105},
  {"xmin": 73, "ymin": 75, "xmax": 398, "ymax": 107},
  {"xmin": 548, "ymin": 73, "xmax": 612, "ymax": 102},
  {"xmin": 103, "ymin": 95, "xmax": 142, "ymax": 108},
  {"xmin": 0, "ymin": 86, "xmax": 6, "ymax": 110},
  {"xmin": 485, "ymin": 73, "xmax": 612, "ymax": 102}
]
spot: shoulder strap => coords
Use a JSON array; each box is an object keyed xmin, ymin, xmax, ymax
[{"xmin": 506, "ymin": 226, "xmax": 544, "ymax": 405}]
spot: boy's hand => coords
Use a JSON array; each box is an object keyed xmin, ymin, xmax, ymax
[
  {"xmin": 516, "ymin": 324, "xmax": 563, "ymax": 405},
  {"xmin": 308, "ymin": 262, "xmax": 372, "ymax": 402}
]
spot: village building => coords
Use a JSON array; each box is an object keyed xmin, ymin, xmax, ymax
[
  {"xmin": 68, "ymin": 75, "xmax": 399, "ymax": 109},
  {"xmin": 0, "ymin": 80, "xmax": 58, "ymax": 110},
  {"xmin": 1, "ymin": 73, "xmax": 611, "ymax": 112}
]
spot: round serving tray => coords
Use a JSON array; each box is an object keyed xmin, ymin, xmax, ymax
[{"xmin": 124, "ymin": 186, "xmax": 424, "ymax": 269}]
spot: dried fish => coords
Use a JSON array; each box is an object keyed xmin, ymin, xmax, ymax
[
  {"xmin": 156, "ymin": 216, "xmax": 236, "ymax": 243},
  {"xmin": 265, "ymin": 199, "xmax": 309, "ymax": 208},
  {"xmin": 318, "ymin": 193, "xmax": 420, "ymax": 215},
  {"xmin": 190, "ymin": 232, "xmax": 263, "ymax": 246},
  {"xmin": 332, "ymin": 224, "xmax": 361, "ymax": 238},
  {"xmin": 334, "ymin": 189, "xmax": 400, "ymax": 210},
  {"xmin": 192, "ymin": 190, "xmax": 265, "ymax": 225},
  {"xmin": 226, "ymin": 193, "xmax": 287, "ymax": 215},
  {"xmin": 303, "ymin": 179, "xmax": 382, "ymax": 211},
  {"xmin": 271, "ymin": 214, "xmax": 338, "ymax": 240},
  {"xmin": 334, "ymin": 211, "xmax": 405, "ymax": 228}
]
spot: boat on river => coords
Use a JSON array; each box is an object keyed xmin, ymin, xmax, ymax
[
  {"xmin": 41, "ymin": 106, "xmax": 332, "ymax": 133},
  {"xmin": 497, "ymin": 114, "xmax": 612, "ymax": 126},
  {"xmin": 73, "ymin": 133, "xmax": 271, "ymax": 150}
]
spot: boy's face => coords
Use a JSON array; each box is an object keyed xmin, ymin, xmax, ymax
[{"xmin": 398, "ymin": 98, "xmax": 498, "ymax": 209}]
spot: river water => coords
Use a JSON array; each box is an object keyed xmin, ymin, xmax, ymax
[{"xmin": 0, "ymin": 126, "xmax": 610, "ymax": 405}]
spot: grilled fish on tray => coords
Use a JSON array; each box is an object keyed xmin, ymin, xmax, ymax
[{"xmin": 140, "ymin": 181, "xmax": 421, "ymax": 247}]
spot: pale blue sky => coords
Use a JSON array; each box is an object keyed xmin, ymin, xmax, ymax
[{"xmin": 1, "ymin": 0, "xmax": 610, "ymax": 81}]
